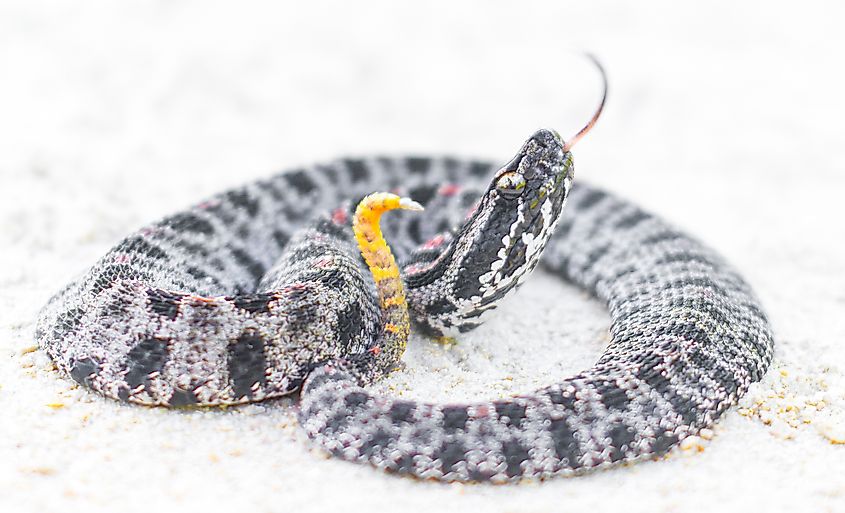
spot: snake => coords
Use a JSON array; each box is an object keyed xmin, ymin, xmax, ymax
[{"xmin": 35, "ymin": 58, "xmax": 774, "ymax": 483}]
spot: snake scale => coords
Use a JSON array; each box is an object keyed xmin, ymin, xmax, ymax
[{"xmin": 35, "ymin": 66, "xmax": 774, "ymax": 482}]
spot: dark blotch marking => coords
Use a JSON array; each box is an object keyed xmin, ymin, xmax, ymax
[
  {"xmin": 406, "ymin": 157, "xmax": 430, "ymax": 174},
  {"xmin": 652, "ymin": 432, "xmax": 679, "ymax": 455},
  {"xmin": 124, "ymin": 337, "xmax": 169, "ymax": 389},
  {"xmin": 285, "ymin": 169, "xmax": 317, "ymax": 195},
  {"xmin": 232, "ymin": 293, "xmax": 275, "ymax": 314},
  {"xmin": 548, "ymin": 418, "xmax": 582, "ymax": 468},
  {"xmin": 408, "ymin": 184, "xmax": 438, "ymax": 205},
  {"xmin": 441, "ymin": 406, "xmax": 469, "ymax": 431},
  {"xmin": 361, "ymin": 428, "xmax": 392, "ymax": 457},
  {"xmin": 344, "ymin": 391, "xmax": 370, "ymax": 409},
  {"xmin": 225, "ymin": 189, "xmax": 260, "ymax": 217},
  {"xmin": 146, "ymin": 289, "xmax": 183, "ymax": 321},
  {"xmin": 169, "ymin": 388, "xmax": 199, "ymax": 406},
  {"xmin": 582, "ymin": 243, "xmax": 610, "ymax": 273},
  {"xmin": 325, "ymin": 412, "xmax": 351, "ymax": 433},
  {"xmin": 547, "ymin": 388, "xmax": 577, "ymax": 410},
  {"xmin": 614, "ymin": 210, "xmax": 650, "ymax": 230},
  {"xmin": 230, "ymin": 247, "xmax": 265, "ymax": 281},
  {"xmin": 407, "ymin": 217, "xmax": 422, "ymax": 245},
  {"xmin": 640, "ymin": 367, "xmax": 699, "ymax": 426},
  {"xmin": 460, "ymin": 191, "xmax": 477, "ymax": 209},
  {"xmin": 173, "ymin": 238, "xmax": 210, "ymax": 257},
  {"xmin": 227, "ymin": 332, "xmax": 267, "ymax": 399},
  {"xmin": 317, "ymin": 163, "xmax": 338, "ymax": 184},
  {"xmin": 204, "ymin": 203, "xmax": 236, "ymax": 225},
  {"xmin": 468, "ymin": 161, "xmax": 492, "ymax": 177},
  {"xmin": 272, "ymin": 230, "xmax": 290, "ymax": 249},
  {"xmin": 610, "ymin": 265, "xmax": 637, "ymax": 282},
  {"xmin": 163, "ymin": 212, "xmax": 215, "ymax": 235},
  {"xmin": 494, "ymin": 401, "xmax": 527, "ymax": 428},
  {"xmin": 389, "ymin": 401, "xmax": 416, "ymax": 424},
  {"xmin": 594, "ymin": 379, "xmax": 631, "ymax": 412},
  {"xmin": 656, "ymin": 252, "xmax": 715, "ymax": 267},
  {"xmin": 438, "ymin": 441, "xmax": 466, "ymax": 474},
  {"xmin": 335, "ymin": 300, "xmax": 365, "ymax": 349},
  {"xmin": 642, "ymin": 230, "xmax": 684, "ymax": 245},
  {"xmin": 69, "ymin": 357, "xmax": 99, "ymax": 386},
  {"xmin": 608, "ymin": 424, "xmax": 636, "ymax": 462},
  {"xmin": 501, "ymin": 439, "xmax": 530, "ymax": 478},
  {"xmin": 343, "ymin": 159, "xmax": 370, "ymax": 183},
  {"xmin": 124, "ymin": 237, "xmax": 168, "ymax": 261},
  {"xmin": 575, "ymin": 189, "xmax": 607, "ymax": 211},
  {"xmin": 186, "ymin": 266, "xmax": 216, "ymax": 285}
]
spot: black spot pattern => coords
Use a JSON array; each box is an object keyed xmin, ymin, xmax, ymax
[
  {"xmin": 227, "ymin": 332, "xmax": 267, "ymax": 399},
  {"xmin": 69, "ymin": 357, "xmax": 99, "ymax": 386},
  {"xmin": 389, "ymin": 401, "xmax": 416, "ymax": 424},
  {"xmin": 614, "ymin": 210, "xmax": 650, "ymax": 230},
  {"xmin": 494, "ymin": 401, "xmax": 526, "ymax": 428},
  {"xmin": 285, "ymin": 169, "xmax": 317, "ymax": 194},
  {"xmin": 169, "ymin": 388, "xmax": 199, "ymax": 406},
  {"xmin": 232, "ymin": 293, "xmax": 275, "ymax": 314},
  {"xmin": 146, "ymin": 288, "xmax": 183, "ymax": 320},
  {"xmin": 441, "ymin": 406, "xmax": 469, "ymax": 431},
  {"xmin": 501, "ymin": 440, "xmax": 529, "ymax": 478},
  {"xmin": 548, "ymin": 418, "xmax": 581, "ymax": 467},
  {"xmin": 162, "ymin": 212, "xmax": 215, "ymax": 235},
  {"xmin": 124, "ymin": 337, "xmax": 169, "ymax": 390},
  {"xmin": 225, "ymin": 190, "xmax": 260, "ymax": 217},
  {"xmin": 406, "ymin": 157, "xmax": 430, "ymax": 174},
  {"xmin": 335, "ymin": 300, "xmax": 365, "ymax": 348},
  {"xmin": 230, "ymin": 247, "xmax": 265, "ymax": 282},
  {"xmin": 574, "ymin": 189, "xmax": 607, "ymax": 211},
  {"xmin": 439, "ymin": 441, "xmax": 466, "ymax": 474},
  {"xmin": 343, "ymin": 159, "xmax": 369, "ymax": 183}
]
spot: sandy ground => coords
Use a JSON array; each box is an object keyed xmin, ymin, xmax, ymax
[{"xmin": 1, "ymin": 1, "xmax": 844, "ymax": 512}]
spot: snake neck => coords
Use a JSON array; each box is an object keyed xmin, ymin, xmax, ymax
[{"xmin": 353, "ymin": 192, "xmax": 423, "ymax": 371}]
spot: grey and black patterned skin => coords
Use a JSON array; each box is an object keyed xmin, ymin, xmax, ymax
[
  {"xmin": 300, "ymin": 185, "xmax": 774, "ymax": 481},
  {"xmin": 35, "ymin": 129, "xmax": 573, "ymax": 406},
  {"xmin": 35, "ymin": 127, "xmax": 774, "ymax": 480}
]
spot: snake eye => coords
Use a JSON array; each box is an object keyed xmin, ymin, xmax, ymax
[{"xmin": 495, "ymin": 172, "xmax": 526, "ymax": 200}]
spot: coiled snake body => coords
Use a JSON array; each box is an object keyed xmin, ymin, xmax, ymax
[{"xmin": 36, "ymin": 122, "xmax": 773, "ymax": 481}]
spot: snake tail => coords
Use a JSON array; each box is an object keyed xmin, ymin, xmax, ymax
[{"xmin": 352, "ymin": 193, "xmax": 423, "ymax": 371}]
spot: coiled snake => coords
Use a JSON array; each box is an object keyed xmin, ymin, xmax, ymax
[{"xmin": 35, "ymin": 60, "xmax": 773, "ymax": 482}]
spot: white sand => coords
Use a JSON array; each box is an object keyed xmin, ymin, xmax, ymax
[{"xmin": 1, "ymin": 1, "xmax": 843, "ymax": 512}]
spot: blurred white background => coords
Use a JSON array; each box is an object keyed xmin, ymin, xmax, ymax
[{"xmin": 1, "ymin": 2, "xmax": 843, "ymax": 512}]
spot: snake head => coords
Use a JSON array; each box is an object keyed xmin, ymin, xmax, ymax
[
  {"xmin": 463, "ymin": 129, "xmax": 573, "ymax": 294},
  {"xmin": 406, "ymin": 129, "xmax": 575, "ymax": 337}
]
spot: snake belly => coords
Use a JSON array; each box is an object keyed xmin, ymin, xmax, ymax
[{"xmin": 35, "ymin": 130, "xmax": 773, "ymax": 480}]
